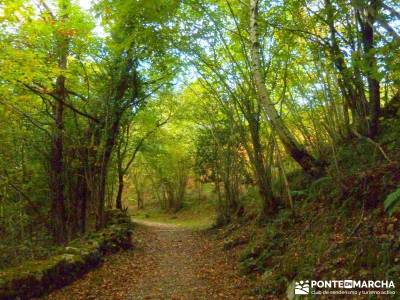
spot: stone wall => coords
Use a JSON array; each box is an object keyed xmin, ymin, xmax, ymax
[{"xmin": 0, "ymin": 210, "xmax": 133, "ymax": 300}]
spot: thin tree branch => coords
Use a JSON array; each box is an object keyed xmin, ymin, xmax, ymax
[{"xmin": 22, "ymin": 83, "xmax": 100, "ymax": 123}]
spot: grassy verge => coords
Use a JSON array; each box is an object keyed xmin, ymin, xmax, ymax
[{"xmin": 130, "ymin": 199, "xmax": 216, "ymax": 230}]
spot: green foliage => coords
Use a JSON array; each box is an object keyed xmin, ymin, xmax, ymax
[
  {"xmin": 0, "ymin": 0, "xmax": 399, "ymax": 296},
  {"xmin": 384, "ymin": 187, "xmax": 400, "ymax": 216},
  {"xmin": 307, "ymin": 176, "xmax": 334, "ymax": 200},
  {"xmin": 289, "ymin": 190, "xmax": 307, "ymax": 198}
]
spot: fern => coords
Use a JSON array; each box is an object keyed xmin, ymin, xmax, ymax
[{"xmin": 384, "ymin": 187, "xmax": 400, "ymax": 216}]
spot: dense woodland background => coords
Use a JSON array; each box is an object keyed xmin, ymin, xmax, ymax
[{"xmin": 1, "ymin": 0, "xmax": 400, "ymax": 296}]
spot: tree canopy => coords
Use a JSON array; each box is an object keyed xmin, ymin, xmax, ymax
[{"xmin": 0, "ymin": 0, "xmax": 399, "ymax": 285}]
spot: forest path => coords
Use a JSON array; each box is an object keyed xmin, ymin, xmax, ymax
[{"xmin": 45, "ymin": 219, "xmax": 256, "ymax": 300}]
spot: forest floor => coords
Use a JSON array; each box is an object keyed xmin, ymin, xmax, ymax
[{"xmin": 42, "ymin": 219, "xmax": 258, "ymax": 300}]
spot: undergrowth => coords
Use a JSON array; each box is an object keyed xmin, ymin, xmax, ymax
[{"xmin": 225, "ymin": 119, "xmax": 400, "ymax": 298}]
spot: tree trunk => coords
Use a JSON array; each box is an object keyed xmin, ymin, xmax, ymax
[
  {"xmin": 137, "ymin": 187, "xmax": 144, "ymax": 209},
  {"xmin": 50, "ymin": 88, "xmax": 67, "ymax": 244},
  {"xmin": 79, "ymin": 178, "xmax": 87, "ymax": 234},
  {"xmin": 49, "ymin": 1, "xmax": 69, "ymax": 244},
  {"xmin": 96, "ymin": 63, "xmax": 138, "ymax": 228},
  {"xmin": 96, "ymin": 139, "xmax": 116, "ymax": 228},
  {"xmin": 249, "ymin": 0, "xmax": 324, "ymax": 178},
  {"xmin": 247, "ymin": 113, "xmax": 277, "ymax": 215},
  {"xmin": 96, "ymin": 109, "xmax": 122, "ymax": 229},
  {"xmin": 361, "ymin": 0, "xmax": 381, "ymax": 137},
  {"xmin": 116, "ymin": 172, "xmax": 124, "ymax": 210},
  {"xmin": 325, "ymin": 0, "xmax": 371, "ymax": 136}
]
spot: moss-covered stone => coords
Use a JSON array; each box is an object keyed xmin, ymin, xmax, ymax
[{"xmin": 0, "ymin": 210, "xmax": 133, "ymax": 300}]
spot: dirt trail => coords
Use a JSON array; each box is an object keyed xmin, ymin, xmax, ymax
[{"xmin": 44, "ymin": 220, "xmax": 257, "ymax": 300}]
